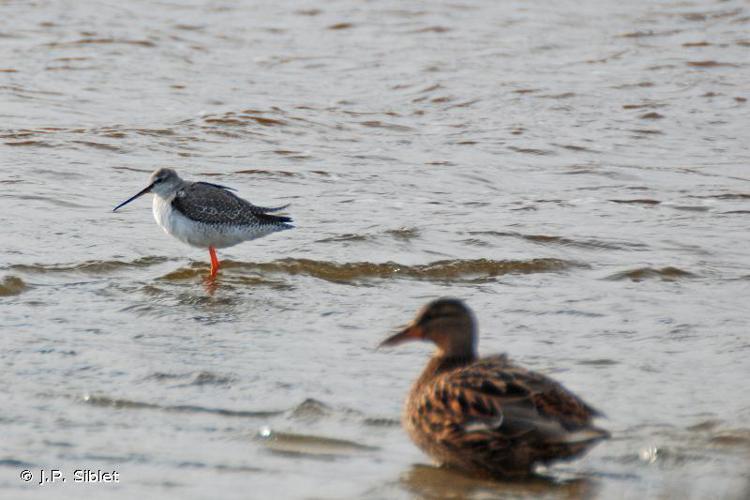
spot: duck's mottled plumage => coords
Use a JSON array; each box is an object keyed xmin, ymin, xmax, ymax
[{"xmin": 382, "ymin": 298, "xmax": 608, "ymax": 478}]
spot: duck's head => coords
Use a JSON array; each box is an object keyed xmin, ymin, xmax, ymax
[
  {"xmin": 113, "ymin": 168, "xmax": 182, "ymax": 211},
  {"xmin": 380, "ymin": 298, "xmax": 477, "ymax": 357}
]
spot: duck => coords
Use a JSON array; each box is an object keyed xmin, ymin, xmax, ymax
[{"xmin": 380, "ymin": 298, "xmax": 609, "ymax": 478}]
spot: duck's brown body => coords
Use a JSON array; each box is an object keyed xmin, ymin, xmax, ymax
[
  {"xmin": 404, "ymin": 353, "xmax": 608, "ymax": 477},
  {"xmin": 382, "ymin": 298, "xmax": 608, "ymax": 479}
]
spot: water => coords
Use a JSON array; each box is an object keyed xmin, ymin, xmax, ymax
[{"xmin": 2, "ymin": 0, "xmax": 750, "ymax": 498}]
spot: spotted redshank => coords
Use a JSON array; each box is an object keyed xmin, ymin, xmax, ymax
[{"xmin": 113, "ymin": 168, "xmax": 293, "ymax": 278}]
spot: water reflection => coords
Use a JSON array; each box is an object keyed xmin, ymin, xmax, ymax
[{"xmin": 396, "ymin": 464, "xmax": 598, "ymax": 500}]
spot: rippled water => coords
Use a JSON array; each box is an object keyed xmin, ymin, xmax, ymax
[{"xmin": 2, "ymin": 0, "xmax": 750, "ymax": 498}]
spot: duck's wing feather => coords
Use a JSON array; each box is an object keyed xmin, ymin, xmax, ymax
[
  {"xmin": 414, "ymin": 355, "xmax": 607, "ymax": 449},
  {"xmin": 173, "ymin": 182, "xmax": 292, "ymax": 225}
]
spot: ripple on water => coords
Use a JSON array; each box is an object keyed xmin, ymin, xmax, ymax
[
  {"xmin": 141, "ymin": 257, "xmax": 581, "ymax": 285},
  {"xmin": 176, "ymin": 462, "xmax": 263, "ymax": 474},
  {"xmin": 80, "ymin": 394, "xmax": 283, "ymax": 418},
  {"xmin": 469, "ymin": 231, "xmax": 647, "ymax": 251},
  {"xmin": 315, "ymin": 227, "xmax": 421, "ymax": 244},
  {"xmin": 0, "ymin": 275, "xmax": 27, "ymax": 296},
  {"xmin": 143, "ymin": 371, "xmax": 236, "ymax": 386},
  {"xmin": 610, "ymin": 198, "xmax": 661, "ymax": 206},
  {"xmin": 234, "ymin": 168, "xmax": 300, "ymax": 177},
  {"xmin": 4, "ymin": 139, "xmax": 56, "ymax": 147},
  {"xmin": 8, "ymin": 257, "xmax": 171, "ymax": 275},
  {"xmin": 606, "ymin": 266, "xmax": 697, "ymax": 282},
  {"xmin": 256, "ymin": 428, "xmax": 378, "ymax": 458},
  {"xmin": 314, "ymin": 233, "xmax": 372, "ymax": 244},
  {"xmin": 384, "ymin": 227, "xmax": 421, "ymax": 241},
  {"xmin": 202, "ymin": 110, "xmax": 288, "ymax": 128},
  {"xmin": 709, "ymin": 430, "xmax": 750, "ymax": 449},
  {"xmin": 227, "ymin": 257, "xmax": 581, "ymax": 284},
  {"xmin": 288, "ymin": 398, "xmax": 334, "ymax": 421}
]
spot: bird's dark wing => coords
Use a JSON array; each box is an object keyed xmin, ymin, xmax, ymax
[
  {"xmin": 194, "ymin": 182, "xmax": 291, "ymax": 213},
  {"xmin": 172, "ymin": 182, "xmax": 292, "ymax": 225},
  {"xmin": 195, "ymin": 181, "xmax": 237, "ymax": 191},
  {"xmin": 411, "ymin": 355, "xmax": 607, "ymax": 457}
]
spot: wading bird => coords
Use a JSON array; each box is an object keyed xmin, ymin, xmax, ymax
[{"xmin": 113, "ymin": 168, "xmax": 292, "ymax": 278}]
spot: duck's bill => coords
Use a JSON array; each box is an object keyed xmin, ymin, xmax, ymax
[
  {"xmin": 112, "ymin": 183, "xmax": 154, "ymax": 212},
  {"xmin": 378, "ymin": 323, "xmax": 423, "ymax": 348}
]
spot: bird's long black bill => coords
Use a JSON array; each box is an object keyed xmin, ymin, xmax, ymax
[{"xmin": 112, "ymin": 183, "xmax": 154, "ymax": 212}]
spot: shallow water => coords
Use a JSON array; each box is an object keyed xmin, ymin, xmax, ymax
[{"xmin": 2, "ymin": 0, "xmax": 750, "ymax": 498}]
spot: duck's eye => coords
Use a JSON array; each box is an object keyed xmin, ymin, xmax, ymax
[{"xmin": 420, "ymin": 311, "xmax": 441, "ymax": 324}]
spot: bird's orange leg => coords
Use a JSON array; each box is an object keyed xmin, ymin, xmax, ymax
[{"xmin": 209, "ymin": 246, "xmax": 220, "ymax": 278}]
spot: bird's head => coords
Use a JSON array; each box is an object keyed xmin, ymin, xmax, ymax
[
  {"xmin": 148, "ymin": 168, "xmax": 181, "ymax": 197},
  {"xmin": 113, "ymin": 168, "xmax": 181, "ymax": 211},
  {"xmin": 379, "ymin": 298, "xmax": 477, "ymax": 357}
]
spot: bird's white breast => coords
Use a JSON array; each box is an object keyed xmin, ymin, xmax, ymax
[
  {"xmin": 152, "ymin": 194, "xmax": 280, "ymax": 249},
  {"xmin": 152, "ymin": 194, "xmax": 206, "ymax": 248}
]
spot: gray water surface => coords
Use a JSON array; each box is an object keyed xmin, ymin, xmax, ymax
[{"xmin": 2, "ymin": 0, "xmax": 750, "ymax": 498}]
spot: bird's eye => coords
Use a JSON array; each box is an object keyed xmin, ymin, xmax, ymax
[{"xmin": 154, "ymin": 177, "xmax": 163, "ymax": 183}]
